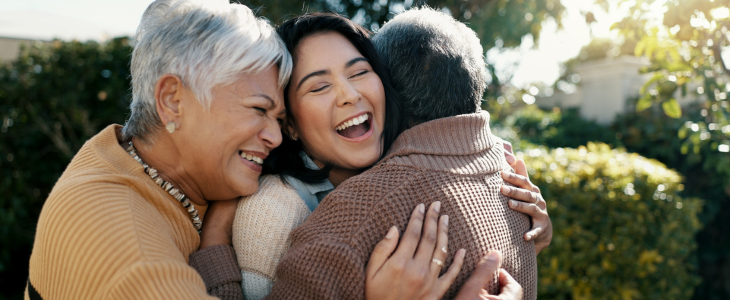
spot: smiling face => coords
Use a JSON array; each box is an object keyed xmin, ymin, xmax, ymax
[
  {"xmin": 178, "ymin": 66, "xmax": 285, "ymax": 199},
  {"xmin": 287, "ymin": 32, "xmax": 386, "ymax": 171}
]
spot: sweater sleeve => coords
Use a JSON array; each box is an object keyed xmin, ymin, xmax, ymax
[
  {"xmin": 264, "ymin": 239, "xmax": 365, "ymax": 300},
  {"xmin": 105, "ymin": 260, "xmax": 218, "ymax": 300},
  {"xmin": 188, "ymin": 245, "xmax": 243, "ymax": 300}
]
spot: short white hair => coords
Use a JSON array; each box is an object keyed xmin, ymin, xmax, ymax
[{"xmin": 124, "ymin": 0, "xmax": 292, "ymax": 141}]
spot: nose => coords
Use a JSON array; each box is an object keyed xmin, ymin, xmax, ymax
[
  {"xmin": 336, "ymin": 81, "xmax": 360, "ymax": 107},
  {"xmin": 260, "ymin": 118, "xmax": 283, "ymax": 149}
]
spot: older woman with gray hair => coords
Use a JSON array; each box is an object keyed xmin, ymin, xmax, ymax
[
  {"xmin": 26, "ymin": 0, "xmax": 290, "ymax": 299},
  {"xmin": 25, "ymin": 1, "xmax": 481, "ymax": 299}
]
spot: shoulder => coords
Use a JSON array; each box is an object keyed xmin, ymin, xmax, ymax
[
  {"xmin": 290, "ymin": 166, "xmax": 427, "ymax": 245},
  {"xmin": 319, "ymin": 164, "xmax": 425, "ymax": 210},
  {"xmin": 29, "ymin": 176, "xmax": 188, "ymax": 298},
  {"xmin": 236, "ymin": 175, "xmax": 305, "ymax": 214}
]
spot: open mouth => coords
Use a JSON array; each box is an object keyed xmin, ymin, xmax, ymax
[
  {"xmin": 239, "ymin": 151, "xmax": 263, "ymax": 165},
  {"xmin": 335, "ymin": 113, "xmax": 372, "ymax": 139}
]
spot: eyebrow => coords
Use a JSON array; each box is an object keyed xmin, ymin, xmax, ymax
[
  {"xmin": 254, "ymin": 94, "xmax": 275, "ymax": 107},
  {"xmin": 254, "ymin": 94, "xmax": 287, "ymax": 117},
  {"xmin": 295, "ymin": 57, "xmax": 370, "ymax": 91}
]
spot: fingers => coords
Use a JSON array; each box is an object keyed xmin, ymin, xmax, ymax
[
  {"xmin": 524, "ymin": 226, "xmax": 544, "ymax": 242},
  {"xmin": 393, "ymin": 203, "xmax": 425, "ymax": 259},
  {"xmin": 488, "ymin": 269, "xmax": 523, "ymax": 300},
  {"xmin": 502, "ymin": 185, "xmax": 540, "ymax": 206},
  {"xmin": 429, "ymin": 214, "xmax": 450, "ymax": 275},
  {"xmin": 502, "ymin": 141, "xmax": 513, "ymax": 154},
  {"xmin": 437, "ymin": 249, "xmax": 466, "ymax": 294},
  {"xmin": 415, "ymin": 201, "xmax": 441, "ymax": 262},
  {"xmin": 501, "ymin": 171, "xmax": 533, "ymax": 191},
  {"xmin": 504, "ymin": 151, "xmax": 517, "ymax": 168},
  {"xmin": 366, "ymin": 226, "xmax": 399, "ymax": 280},
  {"xmin": 455, "ymin": 250, "xmax": 501, "ymax": 299},
  {"xmin": 508, "ymin": 199, "xmax": 548, "ymax": 242},
  {"xmin": 514, "ymin": 159, "xmax": 530, "ymax": 182}
]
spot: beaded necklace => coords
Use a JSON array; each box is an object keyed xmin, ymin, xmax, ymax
[{"xmin": 125, "ymin": 141, "xmax": 203, "ymax": 233}]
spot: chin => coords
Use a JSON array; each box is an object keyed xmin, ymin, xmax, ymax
[
  {"xmin": 347, "ymin": 151, "xmax": 381, "ymax": 169},
  {"xmin": 230, "ymin": 175, "xmax": 261, "ymax": 197}
]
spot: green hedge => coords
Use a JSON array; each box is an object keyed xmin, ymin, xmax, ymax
[
  {"xmin": 520, "ymin": 143, "xmax": 702, "ymax": 299},
  {"xmin": 0, "ymin": 38, "xmax": 132, "ymax": 299}
]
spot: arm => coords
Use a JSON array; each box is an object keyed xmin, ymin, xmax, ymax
[
  {"xmin": 232, "ymin": 176, "xmax": 312, "ymax": 300},
  {"xmin": 189, "ymin": 199, "xmax": 244, "ymax": 300}
]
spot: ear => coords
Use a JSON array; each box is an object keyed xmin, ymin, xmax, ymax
[
  {"xmin": 154, "ymin": 74, "xmax": 185, "ymax": 131},
  {"xmin": 282, "ymin": 116, "xmax": 299, "ymax": 141}
]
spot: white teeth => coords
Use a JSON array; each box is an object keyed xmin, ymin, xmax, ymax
[
  {"xmin": 240, "ymin": 152, "xmax": 263, "ymax": 165},
  {"xmin": 336, "ymin": 114, "xmax": 369, "ymax": 131}
]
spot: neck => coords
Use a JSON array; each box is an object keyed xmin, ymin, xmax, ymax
[
  {"xmin": 328, "ymin": 167, "xmax": 362, "ymax": 187},
  {"xmin": 127, "ymin": 135, "xmax": 208, "ymax": 206}
]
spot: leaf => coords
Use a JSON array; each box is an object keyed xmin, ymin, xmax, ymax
[
  {"xmin": 678, "ymin": 127, "xmax": 688, "ymax": 139},
  {"xmin": 666, "ymin": 62, "xmax": 693, "ymax": 72},
  {"xmin": 637, "ymin": 94, "xmax": 654, "ymax": 111},
  {"xmin": 662, "ymin": 98, "xmax": 682, "ymax": 118},
  {"xmin": 640, "ymin": 73, "xmax": 664, "ymax": 94},
  {"xmin": 634, "ymin": 39, "xmax": 646, "ymax": 57}
]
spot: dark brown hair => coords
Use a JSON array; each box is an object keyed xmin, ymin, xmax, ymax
[{"xmin": 262, "ymin": 13, "xmax": 406, "ymax": 183}]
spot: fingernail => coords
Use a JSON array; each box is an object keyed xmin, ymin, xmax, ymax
[
  {"xmin": 526, "ymin": 234, "xmax": 532, "ymax": 241},
  {"xmin": 386, "ymin": 226, "xmax": 397, "ymax": 239},
  {"xmin": 487, "ymin": 251, "xmax": 499, "ymax": 262},
  {"xmin": 433, "ymin": 201, "xmax": 441, "ymax": 213},
  {"xmin": 502, "ymin": 185, "xmax": 511, "ymax": 194},
  {"xmin": 509, "ymin": 200, "xmax": 516, "ymax": 208},
  {"xmin": 506, "ymin": 154, "xmax": 515, "ymax": 164},
  {"xmin": 442, "ymin": 246, "xmax": 448, "ymax": 253},
  {"xmin": 442, "ymin": 215, "xmax": 449, "ymax": 226},
  {"xmin": 418, "ymin": 203, "xmax": 425, "ymax": 214}
]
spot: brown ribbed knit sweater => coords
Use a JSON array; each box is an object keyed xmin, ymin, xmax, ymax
[
  {"xmin": 266, "ymin": 112, "xmax": 537, "ymax": 300},
  {"xmin": 26, "ymin": 125, "xmax": 242, "ymax": 300}
]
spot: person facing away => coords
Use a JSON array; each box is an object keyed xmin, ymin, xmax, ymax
[{"xmin": 264, "ymin": 7, "xmax": 538, "ymax": 300}]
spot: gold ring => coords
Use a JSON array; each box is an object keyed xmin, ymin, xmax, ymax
[{"xmin": 432, "ymin": 258, "xmax": 444, "ymax": 267}]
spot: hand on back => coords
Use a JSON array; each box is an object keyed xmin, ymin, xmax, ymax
[{"xmin": 365, "ymin": 202, "xmax": 524, "ymax": 300}]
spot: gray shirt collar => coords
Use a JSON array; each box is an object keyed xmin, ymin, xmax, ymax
[{"xmin": 284, "ymin": 152, "xmax": 334, "ymax": 212}]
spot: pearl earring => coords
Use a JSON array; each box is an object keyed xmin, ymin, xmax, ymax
[{"xmin": 166, "ymin": 122, "xmax": 176, "ymax": 134}]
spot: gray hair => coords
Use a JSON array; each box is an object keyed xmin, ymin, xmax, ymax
[
  {"xmin": 123, "ymin": 0, "xmax": 292, "ymax": 142},
  {"xmin": 372, "ymin": 7, "xmax": 486, "ymax": 124}
]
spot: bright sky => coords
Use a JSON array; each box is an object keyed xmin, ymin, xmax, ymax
[{"xmin": 0, "ymin": 0, "xmax": 632, "ymax": 86}]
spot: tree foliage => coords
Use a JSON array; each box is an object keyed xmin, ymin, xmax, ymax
[
  {"xmin": 604, "ymin": 0, "xmax": 730, "ymax": 153},
  {"xmin": 237, "ymin": 0, "xmax": 566, "ymax": 87},
  {"xmin": 0, "ymin": 38, "xmax": 132, "ymax": 300}
]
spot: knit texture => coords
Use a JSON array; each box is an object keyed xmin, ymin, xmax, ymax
[
  {"xmin": 266, "ymin": 112, "xmax": 537, "ymax": 300},
  {"xmin": 188, "ymin": 245, "xmax": 244, "ymax": 300},
  {"xmin": 233, "ymin": 175, "xmax": 311, "ymax": 299},
  {"xmin": 25, "ymin": 125, "xmax": 241, "ymax": 300}
]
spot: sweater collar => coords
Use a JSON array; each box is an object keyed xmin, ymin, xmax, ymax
[{"xmin": 383, "ymin": 111, "xmax": 495, "ymax": 160}]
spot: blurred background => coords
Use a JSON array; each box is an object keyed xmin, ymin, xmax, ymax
[{"xmin": 1, "ymin": 0, "xmax": 728, "ymax": 299}]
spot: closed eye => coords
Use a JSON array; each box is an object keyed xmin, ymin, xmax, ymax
[
  {"xmin": 254, "ymin": 107, "xmax": 266, "ymax": 114},
  {"xmin": 310, "ymin": 84, "xmax": 330, "ymax": 93},
  {"xmin": 350, "ymin": 70, "xmax": 368, "ymax": 79}
]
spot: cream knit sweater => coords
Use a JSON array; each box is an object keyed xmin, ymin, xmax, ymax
[{"xmin": 232, "ymin": 175, "xmax": 311, "ymax": 299}]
